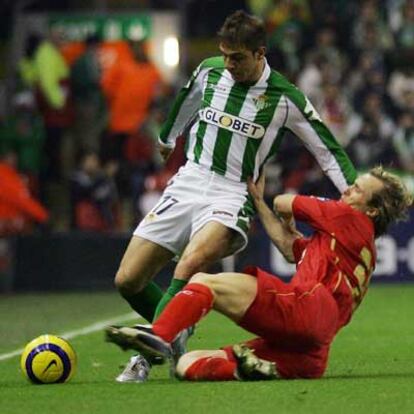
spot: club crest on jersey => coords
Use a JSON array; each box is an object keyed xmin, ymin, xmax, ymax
[
  {"xmin": 253, "ymin": 94, "xmax": 271, "ymax": 111},
  {"xmin": 199, "ymin": 107, "xmax": 265, "ymax": 139}
]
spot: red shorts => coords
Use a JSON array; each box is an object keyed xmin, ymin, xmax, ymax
[{"xmin": 223, "ymin": 266, "xmax": 339, "ymax": 379}]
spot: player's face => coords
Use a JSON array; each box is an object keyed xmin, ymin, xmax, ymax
[
  {"xmin": 219, "ymin": 42, "xmax": 265, "ymax": 84},
  {"xmin": 341, "ymin": 174, "xmax": 384, "ymax": 213}
]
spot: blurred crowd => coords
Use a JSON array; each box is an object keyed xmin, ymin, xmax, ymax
[
  {"xmin": 0, "ymin": 28, "xmax": 181, "ymax": 234},
  {"xmin": 255, "ymin": 0, "xmax": 414, "ymax": 199},
  {"xmin": 0, "ymin": 0, "xmax": 413, "ymax": 235}
]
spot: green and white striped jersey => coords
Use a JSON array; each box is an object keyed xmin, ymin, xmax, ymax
[{"xmin": 159, "ymin": 57, "xmax": 356, "ymax": 192}]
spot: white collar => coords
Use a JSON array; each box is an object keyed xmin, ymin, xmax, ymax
[{"xmin": 254, "ymin": 58, "xmax": 271, "ymax": 88}]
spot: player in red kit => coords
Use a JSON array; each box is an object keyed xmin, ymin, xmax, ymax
[{"xmin": 106, "ymin": 167, "xmax": 412, "ymax": 381}]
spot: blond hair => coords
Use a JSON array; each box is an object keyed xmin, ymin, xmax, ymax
[{"xmin": 368, "ymin": 166, "xmax": 413, "ymax": 237}]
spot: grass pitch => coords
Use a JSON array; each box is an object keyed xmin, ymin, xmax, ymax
[{"xmin": 0, "ymin": 286, "xmax": 413, "ymax": 414}]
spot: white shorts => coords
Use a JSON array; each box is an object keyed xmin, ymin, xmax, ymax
[{"xmin": 133, "ymin": 161, "xmax": 254, "ymax": 256}]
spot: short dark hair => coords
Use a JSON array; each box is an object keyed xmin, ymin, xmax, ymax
[
  {"xmin": 217, "ymin": 10, "xmax": 266, "ymax": 51},
  {"xmin": 368, "ymin": 166, "xmax": 413, "ymax": 237}
]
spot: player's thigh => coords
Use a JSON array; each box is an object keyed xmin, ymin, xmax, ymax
[
  {"xmin": 176, "ymin": 349, "xmax": 228, "ymax": 378},
  {"xmin": 191, "ymin": 272, "xmax": 258, "ymax": 322},
  {"xmin": 116, "ymin": 236, "xmax": 174, "ymax": 288},
  {"xmin": 186, "ymin": 221, "xmax": 237, "ymax": 258},
  {"xmin": 175, "ymin": 222, "xmax": 237, "ymax": 277},
  {"xmin": 192, "ymin": 219, "xmax": 246, "ymax": 258}
]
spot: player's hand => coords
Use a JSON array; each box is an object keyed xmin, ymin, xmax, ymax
[
  {"xmin": 281, "ymin": 215, "xmax": 303, "ymax": 238},
  {"xmin": 247, "ymin": 173, "xmax": 265, "ymax": 204},
  {"xmin": 158, "ymin": 143, "xmax": 174, "ymax": 162}
]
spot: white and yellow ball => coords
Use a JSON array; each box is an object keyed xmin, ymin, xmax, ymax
[{"xmin": 20, "ymin": 335, "xmax": 77, "ymax": 384}]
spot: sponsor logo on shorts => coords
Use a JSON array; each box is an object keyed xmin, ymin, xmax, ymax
[
  {"xmin": 212, "ymin": 210, "xmax": 234, "ymax": 217},
  {"xmin": 199, "ymin": 107, "xmax": 265, "ymax": 139}
]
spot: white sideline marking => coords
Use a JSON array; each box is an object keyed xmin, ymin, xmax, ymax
[{"xmin": 0, "ymin": 311, "xmax": 137, "ymax": 362}]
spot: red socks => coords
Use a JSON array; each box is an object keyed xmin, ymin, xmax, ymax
[
  {"xmin": 184, "ymin": 357, "xmax": 237, "ymax": 381},
  {"xmin": 153, "ymin": 283, "xmax": 214, "ymax": 342},
  {"xmin": 152, "ymin": 282, "xmax": 237, "ymax": 381}
]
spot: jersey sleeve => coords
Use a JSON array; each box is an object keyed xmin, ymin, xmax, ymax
[
  {"xmin": 284, "ymin": 92, "xmax": 356, "ymax": 193},
  {"xmin": 158, "ymin": 61, "xmax": 207, "ymax": 149},
  {"xmin": 292, "ymin": 195, "xmax": 347, "ymax": 233}
]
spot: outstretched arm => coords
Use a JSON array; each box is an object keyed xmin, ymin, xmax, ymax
[
  {"xmin": 284, "ymin": 93, "xmax": 356, "ymax": 193},
  {"xmin": 248, "ymin": 175, "xmax": 302, "ymax": 263}
]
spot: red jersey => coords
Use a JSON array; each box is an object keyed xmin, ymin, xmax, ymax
[{"xmin": 291, "ymin": 195, "xmax": 376, "ymax": 328}]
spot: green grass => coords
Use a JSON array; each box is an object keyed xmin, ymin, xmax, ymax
[{"xmin": 1, "ymin": 286, "xmax": 414, "ymax": 414}]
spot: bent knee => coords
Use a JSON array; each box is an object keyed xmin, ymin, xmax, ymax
[
  {"xmin": 114, "ymin": 267, "xmax": 146, "ymax": 296},
  {"xmin": 190, "ymin": 272, "xmax": 211, "ymax": 284},
  {"xmin": 193, "ymin": 271, "xmax": 229, "ymax": 287},
  {"xmin": 190, "ymin": 272, "xmax": 222, "ymax": 291}
]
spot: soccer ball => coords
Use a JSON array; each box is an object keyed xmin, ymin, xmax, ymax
[{"xmin": 20, "ymin": 334, "xmax": 77, "ymax": 384}]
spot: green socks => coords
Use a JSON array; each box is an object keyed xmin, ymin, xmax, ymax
[
  {"xmin": 153, "ymin": 278, "xmax": 187, "ymax": 321},
  {"xmin": 122, "ymin": 281, "xmax": 163, "ymax": 322},
  {"xmin": 122, "ymin": 278, "xmax": 187, "ymax": 323}
]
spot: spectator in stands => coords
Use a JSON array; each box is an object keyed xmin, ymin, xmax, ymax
[
  {"xmin": 100, "ymin": 39, "xmax": 163, "ymax": 165},
  {"xmin": 266, "ymin": 0, "xmax": 312, "ymax": 30},
  {"xmin": 69, "ymin": 152, "xmax": 120, "ymax": 232},
  {"xmin": 0, "ymin": 151, "xmax": 48, "ymax": 236},
  {"xmin": 0, "ymin": 91, "xmax": 45, "ymax": 195},
  {"xmin": 394, "ymin": 0, "xmax": 414, "ymax": 56},
  {"xmin": 347, "ymin": 120, "xmax": 396, "ymax": 170},
  {"xmin": 70, "ymin": 34, "xmax": 106, "ymax": 157},
  {"xmin": 297, "ymin": 54, "xmax": 329, "ymax": 103},
  {"xmin": 346, "ymin": 51, "xmax": 384, "ymax": 104},
  {"xmin": 393, "ymin": 112, "xmax": 414, "ymax": 173},
  {"xmin": 352, "ymin": 68, "xmax": 395, "ymax": 115},
  {"xmin": 100, "ymin": 38, "xmax": 164, "ymax": 207},
  {"xmin": 266, "ymin": 1, "xmax": 311, "ymax": 77},
  {"xmin": 359, "ymin": 92, "xmax": 395, "ymax": 141},
  {"xmin": 388, "ymin": 63, "xmax": 414, "ymax": 112},
  {"xmin": 318, "ymin": 82, "xmax": 354, "ymax": 147},
  {"xmin": 351, "ymin": 0, "xmax": 394, "ymax": 54},
  {"xmin": 247, "ymin": 0, "xmax": 273, "ymax": 19},
  {"xmin": 20, "ymin": 30, "xmax": 73, "ymax": 184},
  {"xmin": 297, "ymin": 41, "xmax": 344, "ymax": 104},
  {"xmin": 313, "ymin": 26, "xmax": 348, "ymax": 75}
]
